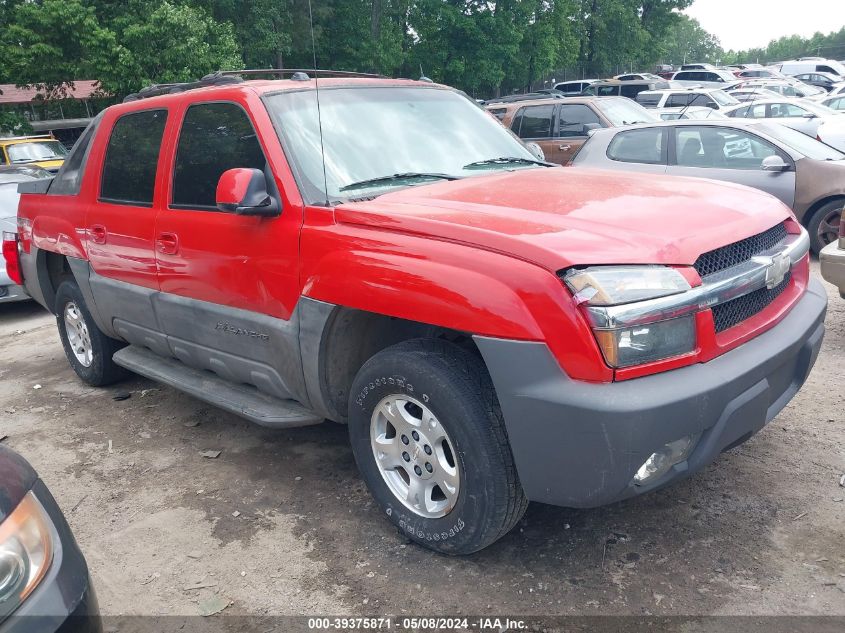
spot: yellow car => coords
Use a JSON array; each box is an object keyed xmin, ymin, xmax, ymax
[{"xmin": 0, "ymin": 135, "xmax": 68, "ymax": 173}]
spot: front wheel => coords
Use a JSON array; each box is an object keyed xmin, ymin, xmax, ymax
[
  {"xmin": 348, "ymin": 339, "xmax": 527, "ymax": 555},
  {"xmin": 806, "ymin": 200, "xmax": 843, "ymax": 253},
  {"xmin": 55, "ymin": 279, "xmax": 127, "ymax": 387}
]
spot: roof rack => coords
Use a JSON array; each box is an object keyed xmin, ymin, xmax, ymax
[
  {"xmin": 217, "ymin": 68, "xmax": 387, "ymax": 79},
  {"xmin": 484, "ymin": 92, "xmax": 566, "ymax": 105},
  {"xmin": 123, "ymin": 69, "xmax": 388, "ymax": 102}
]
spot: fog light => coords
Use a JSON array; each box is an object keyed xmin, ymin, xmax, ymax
[{"xmin": 632, "ymin": 434, "xmax": 699, "ymax": 486}]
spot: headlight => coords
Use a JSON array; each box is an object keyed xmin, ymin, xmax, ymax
[
  {"xmin": 564, "ymin": 266, "xmax": 696, "ymax": 368},
  {"xmin": 564, "ymin": 266, "xmax": 690, "ymax": 306},
  {"xmin": 0, "ymin": 492, "xmax": 53, "ymax": 619}
]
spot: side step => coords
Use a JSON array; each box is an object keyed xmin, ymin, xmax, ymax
[{"xmin": 112, "ymin": 346, "xmax": 324, "ymax": 428}]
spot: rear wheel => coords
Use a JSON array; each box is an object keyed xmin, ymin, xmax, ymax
[
  {"xmin": 348, "ymin": 339, "xmax": 527, "ymax": 555},
  {"xmin": 55, "ymin": 280, "xmax": 127, "ymax": 386},
  {"xmin": 806, "ymin": 200, "xmax": 843, "ymax": 253}
]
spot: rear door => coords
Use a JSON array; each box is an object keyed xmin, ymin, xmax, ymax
[
  {"xmin": 510, "ymin": 104, "xmax": 562, "ymax": 163},
  {"xmin": 153, "ymin": 98, "xmax": 306, "ymax": 401},
  {"xmin": 667, "ymin": 125, "xmax": 796, "ymax": 207},
  {"xmin": 84, "ymin": 107, "xmax": 170, "ymax": 353},
  {"xmin": 602, "ymin": 127, "xmax": 668, "ymax": 175}
]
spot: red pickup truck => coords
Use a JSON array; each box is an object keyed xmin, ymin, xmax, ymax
[{"xmin": 5, "ymin": 73, "xmax": 827, "ymax": 554}]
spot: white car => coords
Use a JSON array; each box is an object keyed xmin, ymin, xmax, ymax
[
  {"xmin": 817, "ymin": 117, "xmax": 845, "ymax": 152},
  {"xmin": 635, "ymin": 88, "xmax": 739, "ymax": 110},
  {"xmin": 722, "ymin": 98, "xmax": 842, "ymax": 137},
  {"xmin": 655, "ymin": 106, "xmax": 728, "ymax": 120},
  {"xmin": 734, "ymin": 79, "xmax": 825, "ymax": 99},
  {"xmin": 820, "ymin": 94, "xmax": 845, "ymax": 112},
  {"xmin": 552, "ymin": 79, "xmax": 598, "ymax": 95},
  {"xmin": 725, "ymin": 87, "xmax": 783, "ymax": 102},
  {"xmin": 671, "ymin": 68, "xmax": 737, "ymax": 88}
]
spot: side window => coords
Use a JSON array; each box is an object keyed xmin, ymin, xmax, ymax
[
  {"xmin": 100, "ymin": 109, "xmax": 167, "ymax": 206},
  {"xmin": 488, "ymin": 108, "xmax": 507, "ymax": 121},
  {"xmin": 817, "ymin": 65, "xmax": 835, "ymax": 74},
  {"xmin": 828, "ymin": 97, "xmax": 845, "ymax": 111},
  {"xmin": 596, "ymin": 85, "xmax": 618, "ymax": 96},
  {"xmin": 607, "ymin": 128, "xmax": 667, "ymax": 164},
  {"xmin": 50, "ymin": 115, "xmax": 101, "ymax": 196},
  {"xmin": 514, "ymin": 105, "xmax": 554, "ymax": 139},
  {"xmin": 691, "ymin": 94, "xmax": 716, "ymax": 108},
  {"xmin": 666, "ymin": 94, "xmax": 691, "ymax": 107},
  {"xmin": 0, "ymin": 149, "xmax": 6, "ymax": 165},
  {"xmin": 674, "ymin": 126, "xmax": 778, "ymax": 170},
  {"xmin": 172, "ymin": 102, "xmax": 267, "ymax": 210},
  {"xmin": 769, "ymin": 103, "xmax": 806, "ymax": 118},
  {"xmin": 557, "ymin": 105, "xmax": 602, "ymax": 137}
]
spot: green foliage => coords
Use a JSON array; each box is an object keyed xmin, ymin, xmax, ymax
[
  {"xmin": 658, "ymin": 15, "xmax": 722, "ymax": 66},
  {"xmin": 726, "ymin": 27, "xmax": 845, "ymax": 65},
  {"xmin": 0, "ymin": 110, "xmax": 33, "ymax": 135},
  {"xmin": 0, "ymin": 0, "xmax": 707, "ymax": 99}
]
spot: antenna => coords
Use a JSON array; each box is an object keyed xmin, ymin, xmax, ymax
[{"xmin": 307, "ymin": 0, "xmax": 330, "ymax": 206}]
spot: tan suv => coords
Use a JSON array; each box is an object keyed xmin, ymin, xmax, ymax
[{"xmin": 486, "ymin": 96, "xmax": 657, "ymax": 164}]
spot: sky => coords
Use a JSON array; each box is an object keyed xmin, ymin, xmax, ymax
[{"xmin": 685, "ymin": 0, "xmax": 845, "ymax": 51}]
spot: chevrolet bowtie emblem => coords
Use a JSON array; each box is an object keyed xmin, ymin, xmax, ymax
[{"xmin": 754, "ymin": 252, "xmax": 791, "ymax": 290}]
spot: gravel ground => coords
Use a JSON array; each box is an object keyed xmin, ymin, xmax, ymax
[{"xmin": 0, "ymin": 263, "xmax": 843, "ymax": 622}]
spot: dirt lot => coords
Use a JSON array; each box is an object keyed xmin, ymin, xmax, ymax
[{"xmin": 1, "ymin": 263, "xmax": 844, "ymax": 622}]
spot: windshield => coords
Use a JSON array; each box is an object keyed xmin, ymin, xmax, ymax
[
  {"xmin": 6, "ymin": 140, "xmax": 68, "ymax": 163},
  {"xmin": 757, "ymin": 122, "xmax": 845, "ymax": 161},
  {"xmin": 593, "ymin": 98, "xmax": 658, "ymax": 125},
  {"xmin": 265, "ymin": 87, "xmax": 539, "ymax": 202}
]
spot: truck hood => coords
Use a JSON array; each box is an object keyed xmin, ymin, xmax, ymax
[{"xmin": 334, "ymin": 167, "xmax": 792, "ymax": 271}]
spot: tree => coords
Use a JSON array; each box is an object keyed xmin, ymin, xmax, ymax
[{"xmin": 658, "ymin": 15, "xmax": 722, "ymax": 66}]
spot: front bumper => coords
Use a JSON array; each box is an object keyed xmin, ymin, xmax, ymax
[
  {"xmin": 0, "ymin": 480, "xmax": 101, "ymax": 633},
  {"xmin": 475, "ymin": 278, "xmax": 827, "ymax": 508},
  {"xmin": 820, "ymin": 240, "xmax": 845, "ymax": 298}
]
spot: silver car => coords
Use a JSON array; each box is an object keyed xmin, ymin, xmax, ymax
[
  {"xmin": 0, "ymin": 166, "xmax": 49, "ymax": 303},
  {"xmin": 571, "ymin": 119, "xmax": 845, "ymax": 252}
]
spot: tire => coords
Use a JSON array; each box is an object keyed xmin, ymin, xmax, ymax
[
  {"xmin": 348, "ymin": 338, "xmax": 527, "ymax": 555},
  {"xmin": 806, "ymin": 200, "xmax": 843, "ymax": 254},
  {"xmin": 55, "ymin": 279, "xmax": 127, "ymax": 387}
]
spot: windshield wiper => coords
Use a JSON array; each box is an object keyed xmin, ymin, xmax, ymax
[
  {"xmin": 339, "ymin": 172, "xmax": 459, "ymax": 192},
  {"xmin": 462, "ymin": 156, "xmax": 553, "ymax": 169}
]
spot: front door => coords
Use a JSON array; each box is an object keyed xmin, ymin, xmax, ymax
[{"xmin": 154, "ymin": 100, "xmax": 306, "ymax": 401}]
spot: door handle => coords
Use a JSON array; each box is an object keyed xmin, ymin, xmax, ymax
[
  {"xmin": 559, "ymin": 145, "xmax": 571, "ymax": 151},
  {"xmin": 155, "ymin": 232, "xmax": 179, "ymax": 255},
  {"xmin": 89, "ymin": 224, "xmax": 107, "ymax": 244}
]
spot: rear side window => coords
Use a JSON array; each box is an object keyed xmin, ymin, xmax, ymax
[
  {"xmin": 514, "ymin": 105, "xmax": 554, "ymax": 139},
  {"xmin": 50, "ymin": 115, "xmax": 101, "ymax": 196},
  {"xmin": 171, "ymin": 102, "xmax": 267, "ymax": 210},
  {"xmin": 607, "ymin": 128, "xmax": 667, "ymax": 164},
  {"xmin": 636, "ymin": 93, "xmax": 662, "ymax": 108},
  {"xmin": 100, "ymin": 110, "xmax": 167, "ymax": 206},
  {"xmin": 488, "ymin": 108, "xmax": 507, "ymax": 121}
]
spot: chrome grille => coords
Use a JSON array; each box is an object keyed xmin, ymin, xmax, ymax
[
  {"xmin": 694, "ymin": 223, "xmax": 788, "ymax": 278},
  {"xmin": 711, "ymin": 272, "xmax": 791, "ymax": 333}
]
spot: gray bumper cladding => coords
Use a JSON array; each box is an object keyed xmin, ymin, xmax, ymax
[{"xmin": 475, "ymin": 278, "xmax": 827, "ymax": 508}]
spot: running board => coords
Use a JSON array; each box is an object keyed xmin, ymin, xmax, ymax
[{"xmin": 112, "ymin": 346, "xmax": 324, "ymax": 428}]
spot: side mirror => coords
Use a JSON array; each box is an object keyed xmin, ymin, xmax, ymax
[
  {"xmin": 524, "ymin": 142, "xmax": 545, "ymax": 161},
  {"xmin": 216, "ymin": 168, "xmax": 280, "ymax": 217},
  {"xmin": 761, "ymin": 155, "xmax": 791, "ymax": 172},
  {"xmin": 801, "ymin": 112, "xmax": 817, "ymax": 118},
  {"xmin": 583, "ymin": 123, "xmax": 602, "ymax": 133}
]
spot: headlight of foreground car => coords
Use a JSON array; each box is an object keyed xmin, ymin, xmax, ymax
[
  {"xmin": 564, "ymin": 266, "xmax": 696, "ymax": 368},
  {"xmin": 0, "ymin": 492, "xmax": 53, "ymax": 619}
]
